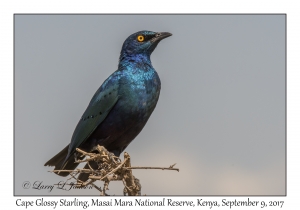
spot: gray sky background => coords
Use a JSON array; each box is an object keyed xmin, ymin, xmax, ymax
[{"xmin": 15, "ymin": 14, "xmax": 285, "ymax": 195}]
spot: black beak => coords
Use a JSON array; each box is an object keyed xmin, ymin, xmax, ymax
[{"xmin": 152, "ymin": 32, "xmax": 172, "ymax": 42}]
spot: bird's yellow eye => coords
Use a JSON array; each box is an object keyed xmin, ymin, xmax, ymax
[{"xmin": 137, "ymin": 35, "xmax": 145, "ymax": 42}]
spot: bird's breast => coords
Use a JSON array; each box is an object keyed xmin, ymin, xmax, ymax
[{"xmin": 119, "ymin": 69, "xmax": 161, "ymax": 120}]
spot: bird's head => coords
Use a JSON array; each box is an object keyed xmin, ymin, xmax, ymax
[{"xmin": 119, "ymin": 30, "xmax": 172, "ymax": 60}]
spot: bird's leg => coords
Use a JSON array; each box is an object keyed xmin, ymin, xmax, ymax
[
  {"xmin": 94, "ymin": 145, "xmax": 119, "ymax": 165},
  {"xmin": 108, "ymin": 152, "xmax": 119, "ymax": 165},
  {"xmin": 74, "ymin": 152, "xmax": 79, "ymax": 162}
]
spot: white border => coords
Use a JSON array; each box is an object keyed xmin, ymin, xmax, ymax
[{"xmin": 2, "ymin": 0, "xmax": 298, "ymax": 209}]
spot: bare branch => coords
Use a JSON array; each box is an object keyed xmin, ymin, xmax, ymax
[
  {"xmin": 49, "ymin": 145, "xmax": 179, "ymax": 195},
  {"xmin": 124, "ymin": 166, "xmax": 179, "ymax": 172}
]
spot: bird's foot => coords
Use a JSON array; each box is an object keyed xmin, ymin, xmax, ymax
[{"xmin": 108, "ymin": 152, "xmax": 119, "ymax": 165}]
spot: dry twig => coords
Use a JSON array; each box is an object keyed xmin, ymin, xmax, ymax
[{"xmin": 51, "ymin": 145, "xmax": 179, "ymax": 195}]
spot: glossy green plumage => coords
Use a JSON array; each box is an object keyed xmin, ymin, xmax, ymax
[{"xmin": 45, "ymin": 30, "xmax": 172, "ymax": 179}]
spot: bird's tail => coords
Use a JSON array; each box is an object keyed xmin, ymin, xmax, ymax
[
  {"xmin": 45, "ymin": 145, "xmax": 99, "ymax": 182},
  {"xmin": 44, "ymin": 144, "xmax": 80, "ymax": 177}
]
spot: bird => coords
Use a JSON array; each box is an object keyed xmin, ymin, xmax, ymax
[{"xmin": 44, "ymin": 30, "xmax": 172, "ymax": 181}]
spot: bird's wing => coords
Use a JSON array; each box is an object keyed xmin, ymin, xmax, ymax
[{"xmin": 67, "ymin": 82, "xmax": 119, "ymax": 159}]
